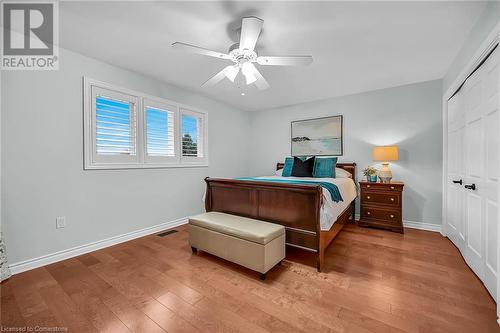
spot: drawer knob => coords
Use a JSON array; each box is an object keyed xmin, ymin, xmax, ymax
[
  {"xmin": 367, "ymin": 196, "xmax": 371, "ymax": 199},
  {"xmin": 367, "ymin": 212, "xmax": 371, "ymax": 215},
  {"xmin": 390, "ymin": 214, "xmax": 394, "ymax": 218},
  {"xmin": 391, "ymin": 186, "xmax": 395, "ymax": 190},
  {"xmin": 390, "ymin": 198, "xmax": 395, "ymax": 202},
  {"xmin": 367, "ymin": 185, "xmax": 370, "ymax": 188}
]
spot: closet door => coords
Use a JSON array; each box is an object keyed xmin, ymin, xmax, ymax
[
  {"xmin": 446, "ymin": 93, "xmax": 466, "ymax": 250},
  {"xmin": 482, "ymin": 48, "xmax": 498, "ymax": 299},
  {"xmin": 462, "ymin": 47, "xmax": 498, "ymax": 300}
]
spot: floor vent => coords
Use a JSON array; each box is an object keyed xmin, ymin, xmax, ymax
[{"xmin": 157, "ymin": 230, "xmax": 178, "ymax": 237}]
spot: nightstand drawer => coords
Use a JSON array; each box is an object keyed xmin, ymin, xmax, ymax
[
  {"xmin": 362, "ymin": 192, "xmax": 400, "ymax": 206},
  {"xmin": 361, "ymin": 207, "xmax": 401, "ymax": 223},
  {"xmin": 360, "ymin": 183, "xmax": 402, "ymax": 192}
]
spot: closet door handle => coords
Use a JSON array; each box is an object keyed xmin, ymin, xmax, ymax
[
  {"xmin": 464, "ymin": 184, "xmax": 476, "ymax": 191},
  {"xmin": 452, "ymin": 179, "xmax": 462, "ymax": 185}
]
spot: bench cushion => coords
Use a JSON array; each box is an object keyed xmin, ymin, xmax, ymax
[{"xmin": 189, "ymin": 212, "xmax": 285, "ymax": 245}]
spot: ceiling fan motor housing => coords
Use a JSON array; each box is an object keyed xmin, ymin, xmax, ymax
[{"xmin": 229, "ymin": 43, "xmax": 257, "ymax": 65}]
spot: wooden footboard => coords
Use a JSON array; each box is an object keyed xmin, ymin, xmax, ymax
[
  {"xmin": 204, "ymin": 162, "xmax": 356, "ymax": 272},
  {"xmin": 205, "ymin": 177, "xmax": 322, "ymax": 252}
]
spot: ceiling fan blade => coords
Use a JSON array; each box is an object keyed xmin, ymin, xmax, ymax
[
  {"xmin": 239, "ymin": 17, "xmax": 263, "ymax": 51},
  {"xmin": 172, "ymin": 42, "xmax": 231, "ymax": 60},
  {"xmin": 202, "ymin": 66, "xmax": 234, "ymax": 87},
  {"xmin": 257, "ymin": 56, "xmax": 313, "ymax": 66},
  {"xmin": 225, "ymin": 65, "xmax": 240, "ymax": 82},
  {"xmin": 247, "ymin": 63, "xmax": 270, "ymax": 90}
]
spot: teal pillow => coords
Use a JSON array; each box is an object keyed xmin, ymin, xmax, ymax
[
  {"xmin": 282, "ymin": 156, "xmax": 307, "ymax": 176},
  {"xmin": 282, "ymin": 157, "xmax": 294, "ymax": 176},
  {"xmin": 313, "ymin": 157, "xmax": 338, "ymax": 178}
]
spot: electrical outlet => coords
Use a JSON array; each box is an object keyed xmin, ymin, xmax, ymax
[{"xmin": 56, "ymin": 216, "xmax": 66, "ymax": 229}]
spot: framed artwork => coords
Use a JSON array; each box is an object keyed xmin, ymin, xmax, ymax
[{"xmin": 291, "ymin": 115, "xmax": 343, "ymax": 156}]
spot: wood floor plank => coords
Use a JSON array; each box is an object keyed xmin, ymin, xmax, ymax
[
  {"xmin": 99, "ymin": 285, "xmax": 166, "ymax": 333},
  {"xmin": 136, "ymin": 297, "xmax": 203, "ymax": 333},
  {"xmin": 325, "ymin": 250, "xmax": 495, "ymax": 309},
  {"xmin": 0, "ymin": 279, "xmax": 27, "ymax": 329},
  {"xmin": 1, "ymin": 223, "xmax": 499, "ymax": 333},
  {"xmin": 8, "ymin": 272, "xmax": 50, "ymax": 319},
  {"xmin": 77, "ymin": 253, "xmax": 101, "ymax": 267},
  {"xmin": 37, "ymin": 281, "xmax": 98, "ymax": 332},
  {"xmin": 45, "ymin": 262, "xmax": 131, "ymax": 333},
  {"xmin": 158, "ymin": 291, "xmax": 253, "ymax": 333},
  {"xmin": 164, "ymin": 267, "xmax": 306, "ymax": 333}
]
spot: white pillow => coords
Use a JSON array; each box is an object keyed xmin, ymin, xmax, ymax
[
  {"xmin": 335, "ymin": 167, "xmax": 352, "ymax": 178},
  {"xmin": 275, "ymin": 168, "xmax": 283, "ymax": 176}
]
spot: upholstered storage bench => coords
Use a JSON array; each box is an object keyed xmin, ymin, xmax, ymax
[{"xmin": 188, "ymin": 212, "xmax": 285, "ymax": 280}]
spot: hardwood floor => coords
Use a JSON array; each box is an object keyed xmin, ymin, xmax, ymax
[{"xmin": 1, "ymin": 222, "xmax": 499, "ymax": 333}]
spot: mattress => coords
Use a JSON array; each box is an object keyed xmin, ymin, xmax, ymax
[{"xmin": 251, "ymin": 175, "xmax": 358, "ymax": 231}]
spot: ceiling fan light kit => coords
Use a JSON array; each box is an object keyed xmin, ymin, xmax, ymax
[{"xmin": 172, "ymin": 16, "xmax": 313, "ymax": 91}]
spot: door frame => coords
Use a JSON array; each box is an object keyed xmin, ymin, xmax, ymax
[{"xmin": 442, "ymin": 20, "xmax": 500, "ymax": 325}]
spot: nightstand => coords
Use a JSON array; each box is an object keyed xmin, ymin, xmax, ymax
[{"xmin": 358, "ymin": 181, "xmax": 404, "ymax": 233}]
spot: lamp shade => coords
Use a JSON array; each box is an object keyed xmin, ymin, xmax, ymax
[{"xmin": 373, "ymin": 146, "xmax": 399, "ymax": 161}]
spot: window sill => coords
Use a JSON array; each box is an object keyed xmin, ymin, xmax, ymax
[{"xmin": 84, "ymin": 163, "xmax": 209, "ymax": 170}]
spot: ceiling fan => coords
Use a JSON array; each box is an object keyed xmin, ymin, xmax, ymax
[{"xmin": 172, "ymin": 16, "xmax": 313, "ymax": 90}]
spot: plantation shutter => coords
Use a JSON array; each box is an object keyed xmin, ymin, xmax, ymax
[
  {"xmin": 144, "ymin": 99, "xmax": 178, "ymax": 163},
  {"xmin": 91, "ymin": 86, "xmax": 139, "ymax": 164},
  {"xmin": 95, "ymin": 97, "xmax": 136, "ymax": 155}
]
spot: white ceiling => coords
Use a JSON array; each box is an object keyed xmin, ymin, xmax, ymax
[{"xmin": 59, "ymin": 1, "xmax": 486, "ymax": 111}]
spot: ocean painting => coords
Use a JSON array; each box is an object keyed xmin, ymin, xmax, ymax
[{"xmin": 291, "ymin": 116, "xmax": 343, "ymax": 156}]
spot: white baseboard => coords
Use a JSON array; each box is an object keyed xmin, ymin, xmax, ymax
[
  {"xmin": 9, "ymin": 217, "xmax": 189, "ymax": 275},
  {"xmin": 402, "ymin": 220, "xmax": 442, "ymax": 233},
  {"xmin": 354, "ymin": 214, "xmax": 441, "ymax": 233}
]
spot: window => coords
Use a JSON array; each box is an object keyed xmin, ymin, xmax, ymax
[
  {"xmin": 146, "ymin": 107, "xmax": 171, "ymax": 156},
  {"xmin": 96, "ymin": 97, "xmax": 136, "ymax": 156},
  {"xmin": 84, "ymin": 78, "xmax": 208, "ymax": 169},
  {"xmin": 181, "ymin": 109, "xmax": 205, "ymax": 159},
  {"xmin": 144, "ymin": 99, "xmax": 177, "ymax": 164},
  {"xmin": 182, "ymin": 114, "xmax": 198, "ymax": 157},
  {"xmin": 90, "ymin": 86, "xmax": 138, "ymax": 165}
]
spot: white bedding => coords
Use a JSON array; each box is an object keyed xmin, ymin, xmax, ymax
[{"xmin": 251, "ymin": 175, "xmax": 358, "ymax": 231}]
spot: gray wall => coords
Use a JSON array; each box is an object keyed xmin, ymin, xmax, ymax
[
  {"xmin": 444, "ymin": 1, "xmax": 500, "ymax": 92},
  {"xmin": 2, "ymin": 48, "xmax": 251, "ymax": 264},
  {"xmin": 249, "ymin": 80, "xmax": 443, "ymax": 226}
]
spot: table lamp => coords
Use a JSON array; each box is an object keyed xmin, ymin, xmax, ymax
[{"xmin": 373, "ymin": 146, "xmax": 399, "ymax": 183}]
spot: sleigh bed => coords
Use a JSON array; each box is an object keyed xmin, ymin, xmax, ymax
[{"xmin": 204, "ymin": 162, "xmax": 357, "ymax": 272}]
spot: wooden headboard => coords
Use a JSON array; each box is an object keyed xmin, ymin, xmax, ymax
[{"xmin": 276, "ymin": 162, "xmax": 357, "ymax": 180}]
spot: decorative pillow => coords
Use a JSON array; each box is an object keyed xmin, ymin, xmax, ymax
[
  {"xmin": 282, "ymin": 156, "xmax": 307, "ymax": 177},
  {"xmin": 313, "ymin": 157, "xmax": 338, "ymax": 178},
  {"xmin": 291, "ymin": 156, "xmax": 315, "ymax": 177},
  {"xmin": 282, "ymin": 157, "xmax": 294, "ymax": 177},
  {"xmin": 335, "ymin": 167, "xmax": 352, "ymax": 178}
]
